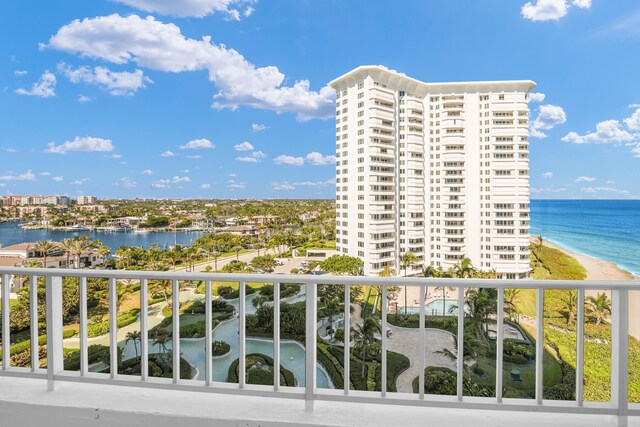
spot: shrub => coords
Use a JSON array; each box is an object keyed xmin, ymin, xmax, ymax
[
  {"xmin": 226, "ymin": 353, "xmax": 295, "ymax": 386},
  {"xmin": 212, "ymin": 340, "xmax": 230, "ymax": 356}
]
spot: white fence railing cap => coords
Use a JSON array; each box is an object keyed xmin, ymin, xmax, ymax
[{"xmin": 0, "ymin": 266, "xmax": 637, "ymax": 290}]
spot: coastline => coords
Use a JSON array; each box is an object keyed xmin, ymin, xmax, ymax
[
  {"xmin": 533, "ymin": 235, "xmax": 640, "ymax": 340},
  {"xmin": 532, "ymin": 236, "xmax": 637, "ymax": 281}
]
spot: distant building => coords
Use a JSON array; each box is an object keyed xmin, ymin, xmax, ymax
[{"xmin": 77, "ymin": 196, "xmax": 97, "ymax": 205}]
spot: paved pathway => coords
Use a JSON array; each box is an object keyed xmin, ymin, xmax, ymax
[{"xmin": 386, "ymin": 324, "xmax": 457, "ymax": 393}]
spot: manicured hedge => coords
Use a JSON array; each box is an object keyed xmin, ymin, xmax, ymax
[
  {"xmin": 212, "ymin": 340, "xmax": 230, "ymax": 356},
  {"xmin": 218, "ymin": 285, "xmax": 257, "ymax": 300},
  {"xmin": 87, "ymin": 309, "xmax": 140, "ymax": 338},
  {"xmin": 118, "ymin": 353, "xmax": 193, "ymax": 379},
  {"xmin": 226, "ymin": 353, "xmax": 295, "ymax": 386}
]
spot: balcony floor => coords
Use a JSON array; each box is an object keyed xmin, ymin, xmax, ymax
[{"xmin": 0, "ymin": 377, "xmax": 635, "ymax": 427}]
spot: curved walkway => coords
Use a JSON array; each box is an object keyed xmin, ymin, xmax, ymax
[{"xmin": 386, "ymin": 324, "xmax": 456, "ymax": 393}]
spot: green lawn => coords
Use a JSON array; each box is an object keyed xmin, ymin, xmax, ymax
[{"xmin": 531, "ymin": 245, "xmax": 587, "ymax": 280}]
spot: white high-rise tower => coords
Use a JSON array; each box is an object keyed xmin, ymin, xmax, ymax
[{"xmin": 330, "ymin": 66, "xmax": 535, "ymax": 279}]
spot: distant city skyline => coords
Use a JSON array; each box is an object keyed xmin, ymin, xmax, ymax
[{"xmin": 1, "ymin": 0, "xmax": 639, "ymax": 199}]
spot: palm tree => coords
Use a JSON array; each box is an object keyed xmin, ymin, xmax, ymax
[
  {"xmin": 58, "ymin": 238, "xmax": 75, "ymax": 268},
  {"xmin": 353, "ymin": 314, "xmax": 382, "ymax": 378},
  {"xmin": 399, "ymin": 252, "xmax": 418, "ymax": 317},
  {"xmin": 125, "ymin": 330, "xmax": 142, "ymax": 358},
  {"xmin": 504, "ymin": 288, "xmax": 521, "ymax": 321},
  {"xmin": 152, "ymin": 330, "xmax": 171, "ymax": 362},
  {"xmin": 33, "ymin": 240, "xmax": 58, "ymax": 268},
  {"xmin": 164, "ymin": 251, "xmax": 181, "ymax": 271},
  {"xmin": 586, "ymin": 292, "xmax": 612, "ymax": 325},
  {"xmin": 454, "ymin": 257, "xmax": 476, "ymax": 278},
  {"xmin": 377, "ymin": 265, "xmax": 395, "ymax": 313},
  {"xmin": 559, "ymin": 290, "xmax": 578, "ymax": 325},
  {"xmin": 70, "ymin": 237, "xmax": 93, "ymax": 269},
  {"xmin": 211, "ymin": 250, "xmax": 222, "ymax": 271},
  {"xmin": 232, "ymin": 245, "xmax": 244, "ymax": 262},
  {"xmin": 435, "ymin": 330, "xmax": 487, "ymax": 371}
]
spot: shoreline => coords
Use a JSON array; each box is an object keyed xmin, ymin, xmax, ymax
[
  {"xmin": 534, "ymin": 235, "xmax": 640, "ymax": 340},
  {"xmin": 531, "ymin": 236, "xmax": 637, "ymax": 281}
]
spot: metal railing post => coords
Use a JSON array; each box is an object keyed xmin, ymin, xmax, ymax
[
  {"xmin": 45, "ymin": 275, "xmax": 63, "ymax": 391},
  {"xmin": 305, "ymin": 282, "xmax": 317, "ymax": 411},
  {"xmin": 1, "ymin": 274, "xmax": 11, "ymax": 371},
  {"xmin": 612, "ymin": 289, "xmax": 629, "ymax": 427}
]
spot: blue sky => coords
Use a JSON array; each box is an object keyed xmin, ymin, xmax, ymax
[{"xmin": 1, "ymin": 0, "xmax": 639, "ymax": 199}]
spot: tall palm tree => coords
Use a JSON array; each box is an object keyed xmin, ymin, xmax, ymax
[
  {"xmin": 586, "ymin": 292, "xmax": 612, "ymax": 325},
  {"xmin": 454, "ymin": 257, "xmax": 476, "ymax": 278},
  {"xmin": 399, "ymin": 252, "xmax": 418, "ymax": 317},
  {"xmin": 70, "ymin": 237, "xmax": 93, "ymax": 269},
  {"xmin": 33, "ymin": 240, "xmax": 58, "ymax": 268},
  {"xmin": 58, "ymin": 238, "xmax": 75, "ymax": 269},
  {"xmin": 125, "ymin": 330, "xmax": 142, "ymax": 358},
  {"xmin": 232, "ymin": 245, "xmax": 244, "ymax": 262},
  {"xmin": 353, "ymin": 314, "xmax": 382, "ymax": 378},
  {"xmin": 211, "ymin": 249, "xmax": 222, "ymax": 271},
  {"xmin": 152, "ymin": 330, "xmax": 171, "ymax": 362},
  {"xmin": 504, "ymin": 288, "xmax": 521, "ymax": 321},
  {"xmin": 559, "ymin": 290, "xmax": 578, "ymax": 325},
  {"xmin": 377, "ymin": 265, "xmax": 395, "ymax": 313}
]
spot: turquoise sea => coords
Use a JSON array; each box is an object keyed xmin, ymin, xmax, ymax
[{"xmin": 530, "ymin": 200, "xmax": 640, "ymax": 277}]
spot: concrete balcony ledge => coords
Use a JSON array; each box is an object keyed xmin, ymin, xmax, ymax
[{"xmin": 0, "ymin": 377, "xmax": 633, "ymax": 427}]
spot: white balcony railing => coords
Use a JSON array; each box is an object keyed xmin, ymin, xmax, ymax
[{"xmin": 0, "ymin": 266, "xmax": 637, "ymax": 425}]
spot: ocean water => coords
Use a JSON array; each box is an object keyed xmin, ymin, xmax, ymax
[
  {"xmin": 0, "ymin": 221, "xmax": 208, "ymax": 252},
  {"xmin": 530, "ymin": 200, "xmax": 640, "ymax": 277}
]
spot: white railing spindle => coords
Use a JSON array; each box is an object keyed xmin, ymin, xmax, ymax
[
  {"xmin": 239, "ymin": 281, "xmax": 246, "ymax": 388},
  {"xmin": 79, "ymin": 276, "xmax": 88, "ymax": 376},
  {"xmin": 535, "ymin": 288, "xmax": 544, "ymax": 404},
  {"xmin": 109, "ymin": 277, "xmax": 117, "ymax": 379},
  {"xmin": 576, "ymin": 289, "xmax": 585, "ymax": 406},
  {"xmin": 172, "ymin": 279, "xmax": 180, "ymax": 384},
  {"xmin": 273, "ymin": 282, "xmax": 280, "ymax": 391},
  {"xmin": 45, "ymin": 275, "xmax": 63, "ymax": 391},
  {"xmin": 612, "ymin": 289, "xmax": 629, "ymax": 426},
  {"xmin": 140, "ymin": 279, "xmax": 149, "ymax": 381},
  {"xmin": 456, "ymin": 286, "xmax": 464, "ymax": 401},
  {"xmin": 204, "ymin": 280, "xmax": 212, "ymax": 386},
  {"xmin": 1, "ymin": 273, "xmax": 10, "ymax": 371},
  {"xmin": 418, "ymin": 285, "xmax": 426, "ymax": 400},
  {"xmin": 29, "ymin": 275, "xmax": 39, "ymax": 372},
  {"xmin": 305, "ymin": 282, "xmax": 317, "ymax": 410},
  {"xmin": 496, "ymin": 288, "xmax": 504, "ymax": 402},
  {"xmin": 344, "ymin": 283, "xmax": 350, "ymax": 395},
  {"xmin": 381, "ymin": 284, "xmax": 388, "ymax": 397}
]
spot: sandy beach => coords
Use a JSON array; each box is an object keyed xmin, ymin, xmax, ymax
[{"xmin": 533, "ymin": 236, "xmax": 640, "ymax": 339}]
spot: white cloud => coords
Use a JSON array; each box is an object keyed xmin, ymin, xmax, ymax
[
  {"xmin": 39, "ymin": 172, "xmax": 51, "ymax": 176},
  {"xmin": 272, "ymin": 182, "xmax": 295, "ymax": 191},
  {"xmin": 274, "ymin": 154, "xmax": 304, "ymax": 165},
  {"xmin": 0, "ymin": 170, "xmax": 36, "ymax": 181},
  {"xmin": 227, "ymin": 179, "xmax": 245, "ymax": 190},
  {"xmin": 530, "ymin": 104, "xmax": 567, "ymax": 138},
  {"xmin": 542, "ymin": 171, "xmax": 554, "ymax": 178},
  {"xmin": 14, "ymin": 70, "xmax": 28, "ymax": 76},
  {"xmin": 562, "ymin": 120, "xmax": 635, "ymax": 144},
  {"xmin": 251, "ymin": 123, "xmax": 266, "ymax": 132},
  {"xmin": 228, "ymin": 173, "xmax": 237, "ymax": 177},
  {"xmin": 58, "ymin": 62, "xmax": 152, "ymax": 96},
  {"xmin": 0, "ymin": 147, "xmax": 17, "ymax": 153},
  {"xmin": 305, "ymin": 151, "xmax": 336, "ymax": 166},
  {"xmin": 529, "ymin": 92, "xmax": 546, "ymax": 103},
  {"xmin": 624, "ymin": 107, "xmax": 640, "ymax": 131},
  {"xmin": 78, "ymin": 95, "xmax": 93, "ymax": 103},
  {"xmin": 70, "ymin": 178, "xmax": 89, "ymax": 185},
  {"xmin": 581, "ymin": 186, "xmax": 631, "ymax": 196},
  {"xmin": 115, "ymin": 177, "xmax": 137, "ymax": 188},
  {"xmin": 179, "ymin": 138, "xmax": 215, "ymax": 150},
  {"xmin": 46, "ymin": 136, "xmax": 114, "ymax": 154},
  {"xmin": 200, "ymin": 183, "xmax": 211, "ymax": 189},
  {"xmin": 236, "ymin": 150, "xmax": 266, "ymax": 163},
  {"xmin": 530, "ymin": 186, "xmax": 568, "ymax": 194},
  {"xmin": 186, "ymin": 154, "xmax": 202, "ymax": 159},
  {"xmin": 141, "ymin": 169, "xmax": 154, "ymax": 175},
  {"xmin": 575, "ymin": 176, "xmax": 596, "ymax": 182},
  {"xmin": 292, "ymin": 178, "xmax": 336, "ymax": 187},
  {"xmin": 112, "ymin": 0, "xmax": 255, "ymax": 19},
  {"xmin": 15, "ymin": 71, "xmax": 56, "ymax": 98},
  {"xmin": 110, "ymin": 154, "xmax": 122, "ymax": 159},
  {"xmin": 44, "ymin": 14, "xmax": 334, "ymax": 120},
  {"xmin": 631, "ymin": 143, "xmax": 640, "ymax": 158},
  {"xmin": 52, "ymin": 176, "xmax": 64, "ymax": 182},
  {"xmin": 234, "ymin": 141, "xmax": 254, "ymax": 151},
  {"xmin": 160, "ymin": 150, "xmax": 175, "ymax": 157},
  {"xmin": 521, "ymin": 0, "xmax": 590, "ymax": 22},
  {"xmin": 152, "ymin": 176, "xmax": 191, "ymax": 188}
]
